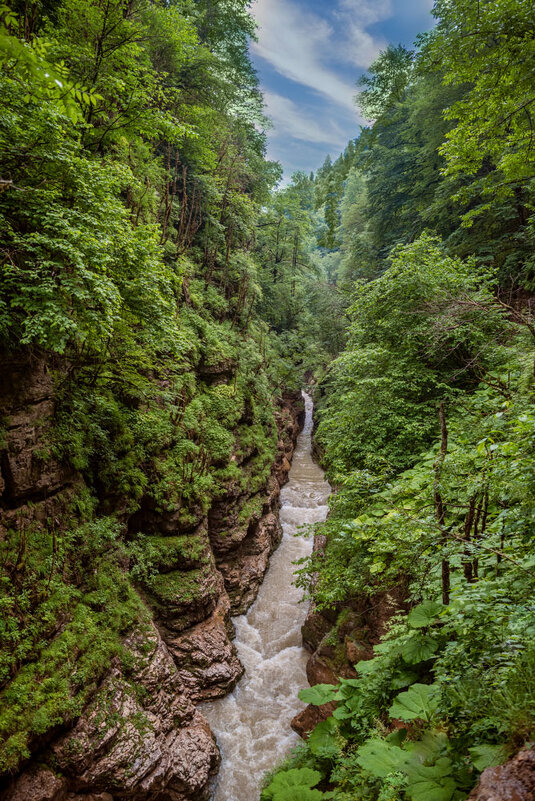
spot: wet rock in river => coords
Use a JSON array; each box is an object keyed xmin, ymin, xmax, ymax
[{"xmin": 163, "ymin": 593, "xmax": 244, "ymax": 702}]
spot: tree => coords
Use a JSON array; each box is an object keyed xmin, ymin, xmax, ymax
[
  {"xmin": 357, "ymin": 43, "xmax": 414, "ymax": 120},
  {"xmin": 316, "ymin": 234, "xmax": 511, "ymax": 472},
  {"xmin": 425, "ymin": 0, "xmax": 535, "ymax": 204}
]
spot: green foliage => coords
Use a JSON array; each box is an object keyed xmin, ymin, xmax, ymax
[
  {"xmin": 299, "ymin": 684, "xmax": 339, "ymax": 706},
  {"xmin": 4, "ymin": 0, "xmax": 535, "ymax": 794},
  {"xmin": 468, "ymin": 745, "xmax": 507, "ymax": 772},
  {"xmin": 357, "ymin": 44, "xmax": 414, "ymax": 120},
  {"xmin": 407, "ymin": 602, "xmax": 445, "ymax": 629},
  {"xmin": 400, "ymin": 635, "xmax": 439, "ymax": 666},
  {"xmin": 355, "ymin": 729, "xmax": 471, "ymax": 801},
  {"xmin": 389, "ymin": 685, "xmax": 439, "ymax": 723},
  {"xmin": 0, "ymin": 518, "xmax": 146, "ymax": 773},
  {"xmin": 315, "ymin": 233, "xmax": 510, "ymax": 478},
  {"xmin": 308, "ymin": 718, "xmax": 346, "ymax": 759},
  {"xmin": 325, "ymin": 24, "xmax": 535, "ymax": 287},
  {"xmin": 291, "ymin": 336, "xmax": 535, "ymax": 800},
  {"xmin": 261, "ymin": 768, "xmax": 327, "ymax": 801},
  {"xmin": 255, "ymin": 169, "xmax": 348, "ymax": 382},
  {"xmin": 425, "ymin": 0, "xmax": 535, "ymax": 204},
  {"xmin": 286, "ymin": 50, "xmax": 535, "ymax": 793},
  {"xmin": 357, "ymin": 738, "xmax": 410, "ymax": 778},
  {"xmin": 0, "ymin": 3, "xmax": 99, "ymax": 122},
  {"xmin": 0, "ymin": 0, "xmax": 288, "ymax": 777}
]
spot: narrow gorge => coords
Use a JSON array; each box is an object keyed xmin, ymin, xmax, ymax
[
  {"xmin": 203, "ymin": 392, "xmax": 330, "ymax": 801},
  {"xmin": 0, "ymin": 354, "xmax": 306, "ymax": 801},
  {"xmin": 3, "ymin": 0, "xmax": 535, "ymax": 799}
]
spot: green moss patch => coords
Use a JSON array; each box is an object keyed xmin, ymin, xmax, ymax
[{"xmin": 148, "ymin": 563, "xmax": 218, "ymax": 608}]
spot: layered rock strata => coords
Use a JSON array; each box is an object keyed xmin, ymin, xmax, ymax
[
  {"xmin": 0, "ymin": 354, "xmax": 80, "ymax": 537},
  {"xmin": 0, "ymin": 356, "xmax": 303, "ymax": 801},
  {"xmin": 5, "ymin": 625, "xmax": 221, "ymax": 801}
]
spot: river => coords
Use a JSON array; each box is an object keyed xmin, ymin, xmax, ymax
[{"xmin": 202, "ymin": 391, "xmax": 331, "ymax": 801}]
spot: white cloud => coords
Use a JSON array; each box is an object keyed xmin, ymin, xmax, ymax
[
  {"xmin": 263, "ymin": 90, "xmax": 349, "ymax": 147},
  {"xmin": 252, "ymin": 0, "xmax": 355, "ymax": 110},
  {"xmin": 337, "ymin": 0, "xmax": 392, "ymax": 26},
  {"xmin": 335, "ymin": 0, "xmax": 392, "ymax": 67},
  {"xmin": 251, "ymin": 0, "xmax": 391, "ymax": 111}
]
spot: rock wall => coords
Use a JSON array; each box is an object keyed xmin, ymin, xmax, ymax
[
  {"xmin": 0, "ymin": 353, "xmax": 80, "ymax": 538},
  {"xmin": 291, "ymin": 539, "xmax": 407, "ymax": 739},
  {"xmin": 4, "ymin": 625, "xmax": 221, "ymax": 801},
  {"xmin": 0, "ymin": 352, "xmax": 303, "ymax": 801},
  {"xmin": 468, "ymin": 748, "xmax": 535, "ymax": 800}
]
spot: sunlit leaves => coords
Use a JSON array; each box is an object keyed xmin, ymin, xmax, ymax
[
  {"xmin": 426, "ymin": 0, "xmax": 535, "ymax": 200},
  {"xmin": 0, "ymin": 9, "xmax": 98, "ymax": 123}
]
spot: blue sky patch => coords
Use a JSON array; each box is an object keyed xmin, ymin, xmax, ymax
[{"xmin": 250, "ymin": 0, "xmax": 435, "ymax": 178}]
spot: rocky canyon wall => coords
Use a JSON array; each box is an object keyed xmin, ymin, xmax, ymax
[{"xmin": 0, "ymin": 350, "xmax": 303, "ymax": 801}]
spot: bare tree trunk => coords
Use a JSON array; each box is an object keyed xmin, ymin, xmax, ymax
[
  {"xmin": 434, "ymin": 402, "xmax": 450, "ymax": 604},
  {"xmin": 463, "ymin": 496, "xmax": 476, "ymax": 582}
]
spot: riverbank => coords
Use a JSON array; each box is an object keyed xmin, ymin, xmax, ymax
[{"xmin": 203, "ymin": 393, "xmax": 330, "ymax": 801}]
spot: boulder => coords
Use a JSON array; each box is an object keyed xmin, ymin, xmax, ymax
[
  {"xmin": 52, "ymin": 625, "xmax": 220, "ymax": 801},
  {"xmin": 468, "ymin": 748, "xmax": 535, "ymax": 801}
]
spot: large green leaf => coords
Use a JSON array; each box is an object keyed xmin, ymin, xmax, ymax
[
  {"xmin": 355, "ymin": 659, "xmax": 377, "ymax": 675},
  {"xmin": 401, "ymin": 634, "xmax": 439, "ymax": 665},
  {"xmin": 271, "ymin": 768, "xmax": 322, "ymax": 788},
  {"xmin": 262, "ymin": 768, "xmax": 323, "ymax": 800},
  {"xmin": 389, "ymin": 683, "xmax": 439, "ymax": 722},
  {"xmin": 332, "ymin": 704, "xmax": 354, "ymax": 720},
  {"xmin": 356, "ymin": 738, "xmax": 410, "ymax": 778},
  {"xmin": 386, "ymin": 728, "xmax": 408, "ymax": 747},
  {"xmin": 391, "ymin": 669, "xmax": 419, "ymax": 690},
  {"xmin": 408, "ymin": 601, "xmax": 445, "ymax": 629},
  {"xmin": 338, "ymin": 677, "xmax": 361, "ymax": 691},
  {"xmin": 269, "ymin": 788, "xmax": 325, "ymax": 801},
  {"xmin": 405, "ymin": 757, "xmax": 456, "ymax": 801},
  {"xmin": 343, "ymin": 691, "xmax": 364, "ymax": 712},
  {"xmin": 406, "ymin": 730, "xmax": 449, "ymax": 762},
  {"xmin": 308, "ymin": 718, "xmax": 345, "ymax": 758},
  {"xmin": 469, "ymin": 744, "xmax": 507, "ymax": 771},
  {"xmin": 298, "ymin": 684, "xmax": 338, "ymax": 706}
]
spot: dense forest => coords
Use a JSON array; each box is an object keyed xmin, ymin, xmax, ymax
[
  {"xmin": 0, "ymin": 0, "xmax": 312, "ymax": 793},
  {"xmin": 1, "ymin": 0, "xmax": 535, "ymax": 799},
  {"xmin": 260, "ymin": 1, "xmax": 535, "ymax": 800}
]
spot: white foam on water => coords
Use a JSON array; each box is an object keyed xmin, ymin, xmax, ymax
[{"xmin": 201, "ymin": 392, "xmax": 331, "ymax": 801}]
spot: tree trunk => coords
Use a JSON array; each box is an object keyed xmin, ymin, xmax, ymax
[{"xmin": 434, "ymin": 402, "xmax": 450, "ymax": 605}]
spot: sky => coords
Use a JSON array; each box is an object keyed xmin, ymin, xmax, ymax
[{"xmin": 249, "ymin": 0, "xmax": 436, "ymax": 179}]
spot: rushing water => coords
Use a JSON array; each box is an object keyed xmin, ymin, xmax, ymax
[{"xmin": 202, "ymin": 392, "xmax": 331, "ymax": 801}]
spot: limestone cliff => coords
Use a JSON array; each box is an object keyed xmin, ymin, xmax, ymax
[{"xmin": 0, "ymin": 351, "xmax": 303, "ymax": 801}]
